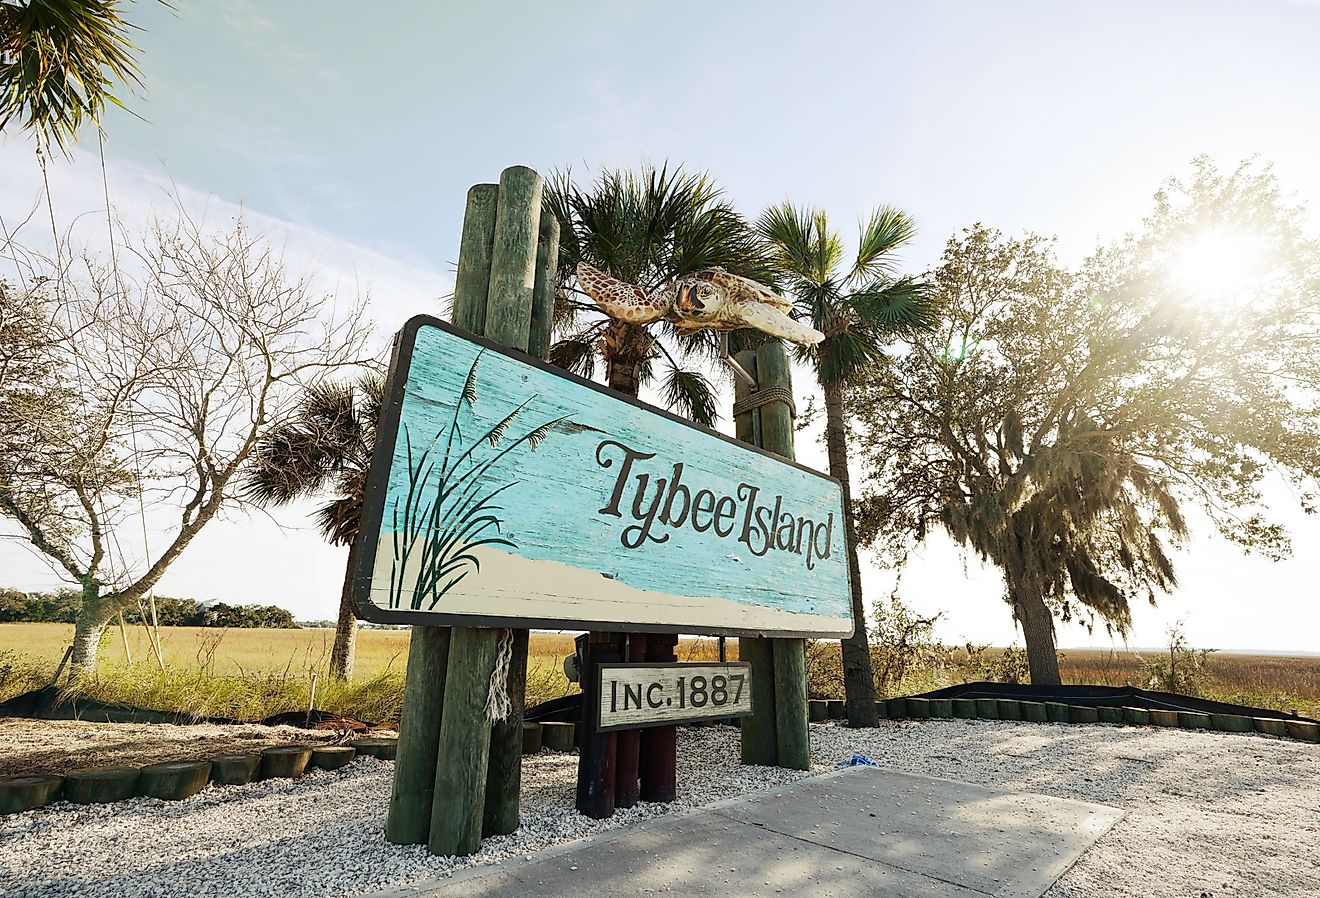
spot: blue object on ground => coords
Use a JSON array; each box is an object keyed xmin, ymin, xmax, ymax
[{"xmin": 835, "ymin": 754, "xmax": 878, "ymax": 767}]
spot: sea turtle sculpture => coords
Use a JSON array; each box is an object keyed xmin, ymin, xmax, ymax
[{"xmin": 576, "ymin": 262, "xmax": 824, "ymax": 345}]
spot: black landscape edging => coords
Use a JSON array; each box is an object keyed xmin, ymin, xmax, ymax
[
  {"xmin": 836, "ymin": 684, "xmax": 1320, "ymax": 744},
  {"xmin": 0, "ymin": 737, "xmax": 400, "ymax": 816},
  {"xmin": 910, "ymin": 682, "xmax": 1319, "ymax": 724}
]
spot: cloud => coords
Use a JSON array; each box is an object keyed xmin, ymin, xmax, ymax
[{"xmin": 0, "ymin": 135, "xmax": 451, "ymax": 339}]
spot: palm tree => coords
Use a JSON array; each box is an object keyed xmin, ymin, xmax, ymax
[
  {"xmin": 756, "ymin": 203, "xmax": 935, "ymax": 726},
  {"xmin": 544, "ymin": 163, "xmax": 775, "ymax": 422},
  {"xmin": 241, "ymin": 374, "xmax": 382, "ymax": 680},
  {"xmin": 1, "ymin": 0, "xmax": 152, "ymax": 152}
]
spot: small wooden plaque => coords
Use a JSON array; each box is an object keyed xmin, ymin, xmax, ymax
[{"xmin": 596, "ymin": 662, "xmax": 753, "ymax": 733}]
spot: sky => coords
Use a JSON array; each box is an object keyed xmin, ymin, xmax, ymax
[{"xmin": 2, "ymin": 0, "xmax": 1319, "ymax": 652}]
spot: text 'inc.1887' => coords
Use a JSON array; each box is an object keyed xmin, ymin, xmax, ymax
[{"xmin": 596, "ymin": 662, "xmax": 753, "ymax": 732}]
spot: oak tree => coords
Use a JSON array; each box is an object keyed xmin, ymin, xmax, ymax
[{"xmin": 851, "ymin": 159, "xmax": 1320, "ymax": 685}]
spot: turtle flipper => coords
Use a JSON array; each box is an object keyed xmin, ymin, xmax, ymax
[
  {"xmin": 738, "ymin": 301, "xmax": 825, "ymax": 345},
  {"xmin": 576, "ymin": 262, "xmax": 671, "ymax": 324}
]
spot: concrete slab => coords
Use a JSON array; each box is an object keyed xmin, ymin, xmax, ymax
[
  {"xmin": 716, "ymin": 768, "xmax": 1125, "ymax": 898},
  {"xmin": 383, "ymin": 767, "xmax": 1123, "ymax": 898}
]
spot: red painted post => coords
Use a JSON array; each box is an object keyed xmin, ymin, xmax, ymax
[
  {"xmin": 576, "ymin": 632, "xmax": 621, "ymax": 818},
  {"xmin": 639, "ymin": 633, "xmax": 678, "ymax": 803},
  {"xmin": 614, "ymin": 633, "xmax": 646, "ymax": 808}
]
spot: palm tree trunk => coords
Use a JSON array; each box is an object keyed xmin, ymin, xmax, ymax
[
  {"xmin": 330, "ymin": 541, "xmax": 360, "ymax": 680},
  {"xmin": 604, "ymin": 320, "xmax": 649, "ymax": 395},
  {"xmin": 822, "ymin": 380, "xmax": 879, "ymax": 726},
  {"xmin": 1010, "ymin": 579, "xmax": 1062, "ymax": 686}
]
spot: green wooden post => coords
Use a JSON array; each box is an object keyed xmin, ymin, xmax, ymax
[
  {"xmin": 385, "ymin": 626, "xmax": 451, "ymax": 844},
  {"xmin": 738, "ymin": 636, "xmax": 777, "ymax": 765},
  {"xmin": 476, "ymin": 165, "xmax": 546, "ymax": 839},
  {"xmin": 733, "ymin": 350, "xmax": 778, "ymax": 766},
  {"xmin": 387, "ymin": 183, "xmax": 500, "ymax": 846},
  {"xmin": 528, "ymin": 210, "xmax": 560, "ymax": 362},
  {"xmin": 755, "ymin": 342, "xmax": 795, "ymax": 459},
  {"xmin": 451, "ymin": 184, "xmax": 500, "ymax": 335},
  {"xmin": 429, "ymin": 626, "xmax": 500, "ymax": 857},
  {"xmin": 484, "ymin": 165, "xmax": 543, "ymax": 351},
  {"xmin": 756, "ymin": 341, "xmax": 811, "ymax": 769},
  {"xmin": 482, "ymin": 628, "xmax": 527, "ymax": 837},
  {"xmin": 771, "ymin": 638, "xmax": 809, "ymax": 769}
]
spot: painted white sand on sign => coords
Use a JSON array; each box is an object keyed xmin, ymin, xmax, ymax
[{"xmin": 367, "ymin": 541, "xmax": 853, "ymax": 636}]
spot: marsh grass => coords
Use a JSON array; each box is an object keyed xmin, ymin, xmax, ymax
[
  {"xmin": 3, "ymin": 624, "xmax": 1316, "ymax": 721},
  {"xmin": 803, "ymin": 641, "xmax": 1320, "ymax": 718}
]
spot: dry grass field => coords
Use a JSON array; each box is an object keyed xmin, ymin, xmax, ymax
[{"xmin": 1, "ymin": 623, "xmax": 1316, "ymax": 721}]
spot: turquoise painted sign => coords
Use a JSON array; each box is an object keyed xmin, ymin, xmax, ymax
[{"xmin": 351, "ymin": 316, "xmax": 853, "ymax": 638}]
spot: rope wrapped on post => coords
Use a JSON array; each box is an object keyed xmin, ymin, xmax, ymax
[
  {"xmin": 730, "ymin": 386, "xmax": 796, "ymax": 421},
  {"xmin": 484, "ymin": 628, "xmax": 514, "ymax": 722}
]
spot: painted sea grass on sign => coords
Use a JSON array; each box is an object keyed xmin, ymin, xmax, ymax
[
  {"xmin": 385, "ymin": 349, "xmax": 584, "ymax": 612},
  {"xmin": 355, "ymin": 318, "xmax": 851, "ymax": 637}
]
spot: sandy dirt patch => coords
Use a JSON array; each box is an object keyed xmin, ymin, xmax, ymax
[{"xmin": 0, "ymin": 719, "xmax": 357, "ymax": 776}]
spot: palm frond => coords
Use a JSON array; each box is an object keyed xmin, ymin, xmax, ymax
[
  {"xmin": 548, "ymin": 335, "xmax": 598, "ymax": 379},
  {"xmin": 818, "ymin": 328, "xmax": 884, "ymax": 385},
  {"xmin": 660, "ymin": 362, "xmax": 718, "ymax": 427},
  {"xmin": 851, "ymin": 278, "xmax": 938, "ymax": 333},
  {"xmin": 0, "ymin": 0, "xmax": 155, "ymax": 152},
  {"xmin": 240, "ymin": 373, "xmax": 380, "ymax": 511},
  {"xmin": 852, "ymin": 207, "xmax": 918, "ymax": 283},
  {"xmin": 312, "ymin": 495, "xmax": 361, "ymax": 546},
  {"xmin": 756, "ymin": 203, "xmax": 823, "ymax": 283}
]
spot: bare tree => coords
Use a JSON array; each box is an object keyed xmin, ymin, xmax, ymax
[{"xmin": 0, "ymin": 211, "xmax": 372, "ymax": 676}]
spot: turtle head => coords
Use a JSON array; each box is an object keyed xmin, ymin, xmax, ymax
[{"xmin": 674, "ymin": 277, "xmax": 727, "ymax": 323}]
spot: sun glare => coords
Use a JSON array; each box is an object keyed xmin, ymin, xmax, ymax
[{"xmin": 1169, "ymin": 228, "xmax": 1265, "ymax": 304}]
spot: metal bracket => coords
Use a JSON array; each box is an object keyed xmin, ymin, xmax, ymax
[{"xmin": 721, "ymin": 332, "xmax": 757, "ymax": 388}]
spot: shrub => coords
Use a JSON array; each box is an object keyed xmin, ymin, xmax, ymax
[{"xmin": 1142, "ymin": 622, "xmax": 1216, "ymax": 696}]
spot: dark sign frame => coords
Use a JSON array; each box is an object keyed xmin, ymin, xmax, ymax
[{"xmin": 349, "ymin": 314, "xmax": 853, "ymax": 638}]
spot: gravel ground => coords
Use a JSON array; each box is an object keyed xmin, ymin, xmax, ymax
[
  {"xmin": 0, "ymin": 719, "xmax": 348, "ymax": 776},
  {"xmin": 1, "ymin": 719, "xmax": 1317, "ymax": 897}
]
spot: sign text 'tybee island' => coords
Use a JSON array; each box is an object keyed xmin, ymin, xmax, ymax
[{"xmin": 351, "ymin": 317, "xmax": 853, "ymax": 638}]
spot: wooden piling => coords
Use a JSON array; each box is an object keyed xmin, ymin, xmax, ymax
[
  {"xmin": 451, "ymin": 184, "xmax": 499, "ymax": 335},
  {"xmin": 385, "ymin": 620, "xmax": 451, "ymax": 844},
  {"xmin": 528, "ymin": 209, "xmax": 560, "ymax": 362},
  {"xmin": 772, "ymin": 638, "xmax": 810, "ymax": 769},
  {"xmin": 739, "ymin": 636, "xmax": 778, "ymax": 764},
  {"xmin": 732, "ymin": 351, "xmax": 779, "ymax": 767},
  {"xmin": 482, "ymin": 627, "xmax": 528, "ymax": 837},
  {"xmin": 478, "ymin": 165, "xmax": 549, "ymax": 838},
  {"xmin": 484, "ymin": 165, "xmax": 543, "ymax": 350},
  {"xmin": 755, "ymin": 342, "xmax": 795, "ymax": 459},
  {"xmin": 429, "ymin": 627, "xmax": 499, "ymax": 857},
  {"xmin": 756, "ymin": 341, "xmax": 812, "ymax": 762},
  {"xmin": 389, "ymin": 180, "xmax": 503, "ymax": 847},
  {"xmin": 732, "ymin": 350, "xmax": 762, "ymax": 447}
]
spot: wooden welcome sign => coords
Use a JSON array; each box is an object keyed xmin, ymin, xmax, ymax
[{"xmin": 352, "ymin": 315, "xmax": 853, "ymax": 638}]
